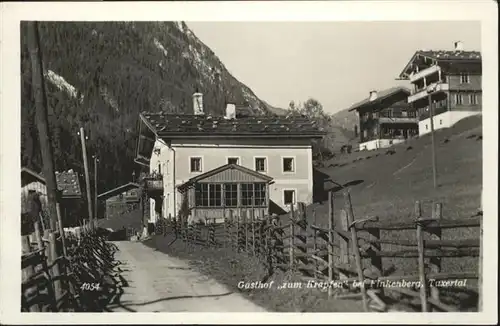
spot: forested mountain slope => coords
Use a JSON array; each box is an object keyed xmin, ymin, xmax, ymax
[{"xmin": 21, "ymin": 22, "xmax": 278, "ymax": 193}]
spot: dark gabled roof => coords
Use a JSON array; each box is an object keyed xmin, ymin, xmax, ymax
[
  {"xmin": 55, "ymin": 171, "xmax": 83, "ymax": 198},
  {"xmin": 348, "ymin": 87, "xmax": 411, "ymax": 112},
  {"xmin": 177, "ymin": 163, "xmax": 273, "ymax": 192},
  {"xmin": 139, "ymin": 111, "xmax": 326, "ymax": 139},
  {"xmin": 97, "ymin": 182, "xmax": 140, "ymax": 200},
  {"xmin": 417, "ymin": 50, "xmax": 481, "ymax": 61},
  {"xmin": 21, "ymin": 167, "xmax": 82, "ymax": 199},
  {"xmin": 399, "ymin": 50, "xmax": 481, "ymax": 79}
]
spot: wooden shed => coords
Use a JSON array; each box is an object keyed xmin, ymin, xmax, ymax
[
  {"xmin": 177, "ymin": 163, "xmax": 274, "ymax": 224},
  {"xmin": 21, "ymin": 167, "xmax": 82, "ymax": 230},
  {"xmin": 97, "ymin": 182, "xmax": 141, "ymax": 220}
]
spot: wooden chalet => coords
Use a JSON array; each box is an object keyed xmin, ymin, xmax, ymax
[
  {"xmin": 177, "ymin": 163, "xmax": 274, "ymax": 224},
  {"xmin": 21, "ymin": 167, "xmax": 82, "ymax": 230},
  {"xmin": 97, "ymin": 182, "xmax": 141, "ymax": 220},
  {"xmin": 348, "ymin": 87, "xmax": 418, "ymax": 151}
]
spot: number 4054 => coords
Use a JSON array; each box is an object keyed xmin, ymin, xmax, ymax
[{"xmin": 80, "ymin": 283, "xmax": 101, "ymax": 291}]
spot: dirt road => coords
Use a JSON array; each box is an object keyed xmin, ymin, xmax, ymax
[{"xmin": 107, "ymin": 241, "xmax": 268, "ymax": 312}]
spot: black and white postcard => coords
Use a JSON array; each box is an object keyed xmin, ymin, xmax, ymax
[{"xmin": 0, "ymin": 1, "xmax": 497, "ymax": 324}]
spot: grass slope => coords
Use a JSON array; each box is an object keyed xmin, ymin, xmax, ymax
[
  {"xmin": 307, "ymin": 115, "xmax": 482, "ymax": 310},
  {"xmin": 312, "ymin": 115, "xmax": 482, "ymax": 225}
]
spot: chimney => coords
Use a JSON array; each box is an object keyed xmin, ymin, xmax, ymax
[
  {"xmin": 225, "ymin": 103, "xmax": 236, "ymax": 119},
  {"xmin": 454, "ymin": 41, "xmax": 464, "ymax": 51},
  {"xmin": 369, "ymin": 90, "xmax": 378, "ymax": 101},
  {"xmin": 192, "ymin": 91, "xmax": 204, "ymax": 115}
]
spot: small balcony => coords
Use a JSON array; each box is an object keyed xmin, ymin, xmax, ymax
[
  {"xmin": 140, "ymin": 172, "xmax": 164, "ymax": 196},
  {"xmin": 408, "ymin": 83, "xmax": 449, "ymax": 104},
  {"xmin": 409, "ymin": 65, "xmax": 441, "ymax": 83},
  {"xmin": 418, "ymin": 105, "xmax": 449, "ymax": 121},
  {"xmin": 124, "ymin": 194, "xmax": 141, "ymax": 202},
  {"xmin": 379, "ymin": 116, "xmax": 418, "ymax": 124}
]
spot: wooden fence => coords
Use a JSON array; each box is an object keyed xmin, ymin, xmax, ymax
[
  {"xmin": 158, "ymin": 189, "xmax": 481, "ymax": 312},
  {"xmin": 21, "ymin": 220, "xmax": 124, "ymax": 312}
]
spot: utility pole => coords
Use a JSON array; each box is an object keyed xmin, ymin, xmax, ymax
[
  {"xmin": 426, "ymin": 84, "xmax": 438, "ymax": 188},
  {"xmin": 93, "ymin": 155, "xmax": 99, "ymax": 220},
  {"xmin": 79, "ymin": 127, "xmax": 94, "ymax": 224},
  {"xmin": 27, "ymin": 22, "xmax": 58, "ymax": 231}
]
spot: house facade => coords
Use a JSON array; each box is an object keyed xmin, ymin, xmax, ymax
[
  {"xmin": 97, "ymin": 182, "xmax": 141, "ymax": 220},
  {"xmin": 348, "ymin": 87, "xmax": 419, "ymax": 151},
  {"xmin": 135, "ymin": 92, "xmax": 325, "ymax": 225},
  {"xmin": 398, "ymin": 41, "xmax": 482, "ymax": 136}
]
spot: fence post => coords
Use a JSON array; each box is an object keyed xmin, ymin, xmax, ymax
[
  {"xmin": 56, "ymin": 202, "xmax": 67, "ymax": 257},
  {"xmin": 206, "ymin": 219, "xmax": 210, "ymax": 247},
  {"xmin": 367, "ymin": 226, "xmax": 382, "ymax": 279},
  {"xmin": 272, "ymin": 215, "xmax": 280, "ymax": 272},
  {"xmin": 344, "ymin": 190, "xmax": 369, "ymax": 312},
  {"xmin": 429, "ymin": 202, "xmax": 442, "ymax": 310},
  {"xmin": 229, "ymin": 211, "xmax": 235, "ymax": 251},
  {"xmin": 244, "ymin": 214, "xmax": 249, "ymax": 253},
  {"xmin": 312, "ymin": 209, "xmax": 318, "ymax": 278},
  {"xmin": 296, "ymin": 202, "xmax": 308, "ymax": 271},
  {"xmin": 223, "ymin": 215, "xmax": 228, "ymax": 249},
  {"xmin": 251, "ymin": 211, "xmax": 256, "ymax": 255},
  {"xmin": 416, "ymin": 201, "xmax": 428, "ymax": 312},
  {"xmin": 260, "ymin": 218, "xmax": 266, "ymax": 257},
  {"xmin": 34, "ymin": 221, "xmax": 44, "ymax": 251},
  {"xmin": 21, "ymin": 235, "xmax": 40, "ymax": 312},
  {"xmin": 289, "ymin": 204, "xmax": 295, "ymax": 270},
  {"xmin": 266, "ymin": 217, "xmax": 273, "ymax": 275},
  {"xmin": 193, "ymin": 221, "xmax": 198, "ymax": 246},
  {"xmin": 43, "ymin": 229, "xmax": 51, "ymax": 258},
  {"xmin": 339, "ymin": 210, "xmax": 349, "ymax": 266},
  {"xmin": 236, "ymin": 215, "xmax": 240, "ymax": 252},
  {"xmin": 184, "ymin": 221, "xmax": 188, "ymax": 250},
  {"xmin": 49, "ymin": 232, "xmax": 62, "ymax": 310},
  {"xmin": 328, "ymin": 191, "xmax": 335, "ymax": 297},
  {"xmin": 211, "ymin": 218, "xmax": 216, "ymax": 247},
  {"xmin": 189, "ymin": 222, "xmax": 194, "ymax": 249}
]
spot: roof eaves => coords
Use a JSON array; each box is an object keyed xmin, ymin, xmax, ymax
[
  {"xmin": 231, "ymin": 164, "xmax": 274, "ymax": 182},
  {"xmin": 177, "ymin": 163, "xmax": 274, "ymax": 191},
  {"xmin": 21, "ymin": 167, "xmax": 46, "ymax": 184},
  {"xmin": 139, "ymin": 112, "xmax": 159, "ymax": 135},
  {"xmin": 348, "ymin": 87, "xmax": 410, "ymax": 112},
  {"xmin": 158, "ymin": 132, "xmax": 325, "ymax": 138},
  {"xmin": 398, "ymin": 51, "xmax": 419, "ymax": 79},
  {"xmin": 98, "ymin": 182, "xmax": 140, "ymax": 200}
]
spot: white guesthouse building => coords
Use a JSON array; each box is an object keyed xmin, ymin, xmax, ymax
[{"xmin": 135, "ymin": 92, "xmax": 325, "ymax": 224}]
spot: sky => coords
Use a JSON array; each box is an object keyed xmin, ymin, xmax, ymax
[{"xmin": 187, "ymin": 21, "xmax": 481, "ymax": 114}]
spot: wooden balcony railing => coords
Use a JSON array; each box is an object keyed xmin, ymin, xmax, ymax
[
  {"xmin": 140, "ymin": 173, "xmax": 164, "ymax": 193},
  {"xmin": 418, "ymin": 105, "xmax": 449, "ymax": 121}
]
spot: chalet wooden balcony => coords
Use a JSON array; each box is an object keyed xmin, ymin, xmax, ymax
[
  {"xmin": 379, "ymin": 116, "xmax": 418, "ymax": 124},
  {"xmin": 408, "ymin": 83, "xmax": 449, "ymax": 104},
  {"xmin": 418, "ymin": 105, "xmax": 449, "ymax": 121},
  {"xmin": 124, "ymin": 194, "xmax": 141, "ymax": 202},
  {"xmin": 409, "ymin": 64, "xmax": 441, "ymax": 83},
  {"xmin": 140, "ymin": 173, "xmax": 164, "ymax": 196}
]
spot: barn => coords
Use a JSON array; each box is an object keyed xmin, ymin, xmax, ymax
[
  {"xmin": 21, "ymin": 167, "xmax": 83, "ymax": 231},
  {"xmin": 97, "ymin": 182, "xmax": 141, "ymax": 220}
]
